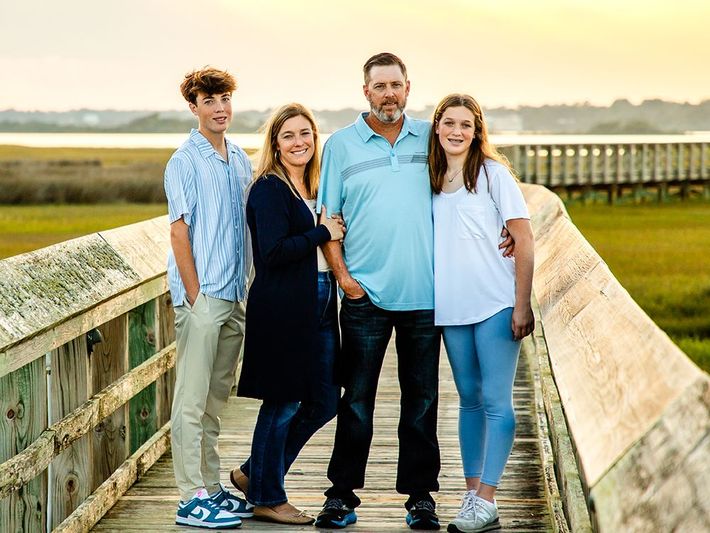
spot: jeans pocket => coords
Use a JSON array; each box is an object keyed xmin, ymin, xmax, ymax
[{"xmin": 343, "ymin": 293, "xmax": 369, "ymax": 305}]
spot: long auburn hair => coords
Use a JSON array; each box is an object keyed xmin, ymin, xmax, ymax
[
  {"xmin": 254, "ymin": 103, "xmax": 321, "ymax": 199},
  {"xmin": 428, "ymin": 93, "xmax": 513, "ymax": 194}
]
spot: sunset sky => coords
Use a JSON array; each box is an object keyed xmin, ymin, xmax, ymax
[{"xmin": 1, "ymin": 0, "xmax": 708, "ymax": 112}]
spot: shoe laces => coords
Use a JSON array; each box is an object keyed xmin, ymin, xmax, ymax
[
  {"xmin": 324, "ymin": 498, "xmax": 348, "ymax": 511},
  {"xmin": 412, "ymin": 500, "xmax": 435, "ymax": 513},
  {"xmin": 457, "ymin": 491, "xmax": 477, "ymax": 519}
]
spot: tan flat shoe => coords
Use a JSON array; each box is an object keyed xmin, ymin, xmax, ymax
[
  {"xmin": 229, "ymin": 468, "xmax": 249, "ymax": 497},
  {"xmin": 254, "ymin": 502, "xmax": 315, "ymax": 525}
]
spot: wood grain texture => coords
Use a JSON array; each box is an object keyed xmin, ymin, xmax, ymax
[
  {"xmin": 128, "ymin": 300, "xmax": 158, "ymax": 453},
  {"xmin": 0, "ymin": 342, "xmax": 175, "ymax": 501},
  {"xmin": 0, "ymin": 357, "xmax": 47, "ymax": 532},
  {"xmin": 93, "ymin": 336, "xmax": 553, "ymax": 531},
  {"xmin": 50, "ymin": 336, "xmax": 92, "ymax": 528},
  {"xmin": 92, "ymin": 315, "xmax": 129, "ymax": 491},
  {"xmin": 522, "ymin": 183, "xmax": 703, "ymax": 487}
]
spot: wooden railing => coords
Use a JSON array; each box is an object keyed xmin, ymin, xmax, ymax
[
  {"xmin": 521, "ymin": 183, "xmax": 710, "ymax": 531},
  {"xmin": 500, "ymin": 139, "xmax": 709, "ymax": 201},
  {"xmin": 0, "ymin": 217, "xmax": 175, "ymax": 532}
]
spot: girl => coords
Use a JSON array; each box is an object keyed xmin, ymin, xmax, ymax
[{"xmin": 429, "ymin": 94, "xmax": 535, "ymax": 533}]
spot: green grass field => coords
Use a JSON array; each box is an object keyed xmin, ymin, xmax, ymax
[
  {"xmin": 566, "ymin": 200, "xmax": 710, "ymax": 372},
  {"xmin": 0, "ymin": 204, "xmax": 166, "ymax": 258}
]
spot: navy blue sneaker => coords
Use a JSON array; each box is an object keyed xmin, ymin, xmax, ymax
[
  {"xmin": 176, "ymin": 488, "xmax": 242, "ymax": 529},
  {"xmin": 406, "ymin": 499, "xmax": 440, "ymax": 530},
  {"xmin": 314, "ymin": 497, "xmax": 357, "ymax": 529},
  {"xmin": 210, "ymin": 483, "xmax": 254, "ymax": 518}
]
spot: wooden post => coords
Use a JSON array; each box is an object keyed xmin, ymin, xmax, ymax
[
  {"xmin": 678, "ymin": 144, "xmax": 688, "ymax": 199},
  {"xmin": 128, "ymin": 300, "xmax": 158, "ymax": 453},
  {"xmin": 91, "ymin": 315, "xmax": 129, "ymax": 490},
  {"xmin": 50, "ymin": 336, "xmax": 92, "ymax": 528},
  {"xmin": 702, "ymin": 143, "xmax": 709, "ymax": 199},
  {"xmin": 534, "ymin": 145, "xmax": 542, "ymax": 185},
  {"xmin": 156, "ymin": 293, "xmax": 176, "ymax": 427},
  {"xmin": 548, "ymin": 145, "xmax": 556, "ymax": 187},
  {"xmin": 0, "ymin": 360, "xmax": 47, "ymax": 533},
  {"xmin": 630, "ymin": 145, "xmax": 643, "ymax": 203}
]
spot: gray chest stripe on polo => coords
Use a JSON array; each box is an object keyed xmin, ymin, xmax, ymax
[{"xmin": 341, "ymin": 154, "xmax": 428, "ymax": 181}]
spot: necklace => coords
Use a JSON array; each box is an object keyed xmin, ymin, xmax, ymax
[{"xmin": 447, "ymin": 167, "xmax": 463, "ymax": 183}]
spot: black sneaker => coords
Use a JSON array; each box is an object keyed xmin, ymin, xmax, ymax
[
  {"xmin": 314, "ymin": 497, "xmax": 357, "ymax": 529},
  {"xmin": 406, "ymin": 499, "xmax": 440, "ymax": 530}
]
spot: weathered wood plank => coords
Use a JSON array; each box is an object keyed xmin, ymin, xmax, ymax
[
  {"xmin": 156, "ymin": 294, "xmax": 176, "ymax": 427},
  {"xmin": 128, "ymin": 300, "xmax": 158, "ymax": 453},
  {"xmin": 0, "ymin": 358, "xmax": 47, "ymax": 532},
  {"xmin": 56, "ymin": 423, "xmax": 171, "ymax": 533},
  {"xmin": 50, "ymin": 336, "xmax": 92, "ymax": 527},
  {"xmin": 94, "ymin": 335, "xmax": 553, "ymax": 531},
  {"xmin": 92, "ymin": 315, "xmax": 129, "ymax": 490},
  {"xmin": 0, "ymin": 277, "xmax": 167, "ymax": 380},
  {"xmin": 0, "ymin": 342, "xmax": 175, "ymax": 501}
]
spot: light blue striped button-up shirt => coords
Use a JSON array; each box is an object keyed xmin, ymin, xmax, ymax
[{"xmin": 164, "ymin": 129, "xmax": 252, "ymax": 306}]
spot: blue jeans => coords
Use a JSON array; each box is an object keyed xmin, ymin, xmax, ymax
[
  {"xmin": 442, "ymin": 307, "xmax": 521, "ymax": 487},
  {"xmin": 325, "ymin": 294, "xmax": 441, "ymax": 509},
  {"xmin": 242, "ymin": 272, "xmax": 340, "ymax": 505}
]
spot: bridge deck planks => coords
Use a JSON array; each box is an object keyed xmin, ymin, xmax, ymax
[{"xmin": 93, "ymin": 339, "xmax": 551, "ymax": 532}]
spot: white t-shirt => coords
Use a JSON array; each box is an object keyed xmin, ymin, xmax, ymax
[{"xmin": 433, "ymin": 160, "xmax": 530, "ymax": 326}]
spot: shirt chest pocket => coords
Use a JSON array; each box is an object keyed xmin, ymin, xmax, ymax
[{"xmin": 456, "ymin": 205, "xmax": 488, "ymax": 240}]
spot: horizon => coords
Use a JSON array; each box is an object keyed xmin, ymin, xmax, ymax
[
  {"xmin": 3, "ymin": 96, "xmax": 709, "ymax": 116},
  {"xmin": 1, "ymin": 1, "xmax": 708, "ymax": 113}
]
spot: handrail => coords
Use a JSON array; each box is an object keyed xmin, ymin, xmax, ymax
[{"xmin": 521, "ymin": 183, "xmax": 710, "ymax": 531}]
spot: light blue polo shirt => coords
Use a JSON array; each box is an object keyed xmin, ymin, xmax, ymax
[
  {"xmin": 164, "ymin": 129, "xmax": 252, "ymax": 306},
  {"xmin": 317, "ymin": 113, "xmax": 434, "ymax": 311}
]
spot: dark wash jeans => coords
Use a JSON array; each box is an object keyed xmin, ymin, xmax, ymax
[
  {"xmin": 242, "ymin": 272, "xmax": 341, "ymax": 505},
  {"xmin": 325, "ymin": 293, "xmax": 441, "ymax": 510}
]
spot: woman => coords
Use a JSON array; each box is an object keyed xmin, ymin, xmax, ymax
[
  {"xmin": 429, "ymin": 94, "xmax": 535, "ymax": 533},
  {"xmin": 232, "ymin": 103, "xmax": 344, "ymax": 525}
]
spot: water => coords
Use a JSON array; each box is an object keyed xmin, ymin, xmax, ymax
[{"xmin": 1, "ymin": 132, "xmax": 709, "ymax": 151}]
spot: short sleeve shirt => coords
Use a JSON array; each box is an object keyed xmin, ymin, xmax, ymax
[
  {"xmin": 317, "ymin": 113, "xmax": 434, "ymax": 311},
  {"xmin": 164, "ymin": 129, "xmax": 252, "ymax": 306},
  {"xmin": 433, "ymin": 161, "xmax": 529, "ymax": 325}
]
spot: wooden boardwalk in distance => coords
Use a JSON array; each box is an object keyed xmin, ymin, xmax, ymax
[{"xmin": 93, "ymin": 338, "xmax": 551, "ymax": 532}]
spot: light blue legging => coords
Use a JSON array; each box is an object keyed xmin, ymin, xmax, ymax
[{"xmin": 442, "ymin": 307, "xmax": 520, "ymax": 487}]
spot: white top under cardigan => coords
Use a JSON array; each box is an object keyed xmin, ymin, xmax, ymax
[
  {"xmin": 433, "ymin": 160, "xmax": 530, "ymax": 326},
  {"xmin": 304, "ymin": 198, "xmax": 332, "ymax": 272}
]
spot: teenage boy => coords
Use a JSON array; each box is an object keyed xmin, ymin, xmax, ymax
[{"xmin": 165, "ymin": 66, "xmax": 252, "ymax": 529}]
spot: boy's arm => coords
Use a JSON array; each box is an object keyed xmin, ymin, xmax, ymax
[{"xmin": 170, "ymin": 217, "xmax": 199, "ymax": 305}]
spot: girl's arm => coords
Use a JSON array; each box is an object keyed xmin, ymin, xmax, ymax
[{"xmin": 506, "ymin": 218, "xmax": 535, "ymax": 340}]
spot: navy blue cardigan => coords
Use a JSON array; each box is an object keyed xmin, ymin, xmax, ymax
[{"xmin": 237, "ymin": 175, "xmax": 331, "ymax": 401}]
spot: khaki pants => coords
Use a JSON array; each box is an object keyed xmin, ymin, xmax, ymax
[{"xmin": 171, "ymin": 293, "xmax": 246, "ymax": 501}]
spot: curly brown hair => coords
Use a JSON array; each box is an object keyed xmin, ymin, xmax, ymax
[{"xmin": 180, "ymin": 67, "xmax": 237, "ymax": 104}]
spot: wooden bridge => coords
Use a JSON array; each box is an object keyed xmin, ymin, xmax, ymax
[{"xmin": 1, "ymin": 183, "xmax": 709, "ymax": 532}]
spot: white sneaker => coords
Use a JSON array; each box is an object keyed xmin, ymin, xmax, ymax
[
  {"xmin": 176, "ymin": 488, "xmax": 242, "ymax": 529},
  {"xmin": 447, "ymin": 493, "xmax": 500, "ymax": 533}
]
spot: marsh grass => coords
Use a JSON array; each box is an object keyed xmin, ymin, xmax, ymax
[
  {"xmin": 0, "ymin": 203, "xmax": 166, "ymax": 258},
  {"xmin": 566, "ymin": 200, "xmax": 710, "ymax": 372}
]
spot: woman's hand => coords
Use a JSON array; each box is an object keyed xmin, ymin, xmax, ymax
[
  {"xmin": 512, "ymin": 304, "xmax": 535, "ymax": 340},
  {"xmin": 319, "ymin": 207, "xmax": 346, "ymax": 241}
]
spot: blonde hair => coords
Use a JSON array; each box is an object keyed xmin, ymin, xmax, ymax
[
  {"xmin": 254, "ymin": 103, "xmax": 321, "ymax": 199},
  {"xmin": 428, "ymin": 93, "xmax": 513, "ymax": 194}
]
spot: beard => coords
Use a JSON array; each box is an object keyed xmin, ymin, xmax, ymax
[{"xmin": 368, "ymin": 96, "xmax": 407, "ymax": 124}]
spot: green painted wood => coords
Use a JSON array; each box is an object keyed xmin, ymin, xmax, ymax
[
  {"xmin": 50, "ymin": 336, "xmax": 92, "ymax": 528},
  {"xmin": 156, "ymin": 294, "xmax": 175, "ymax": 427},
  {"xmin": 0, "ymin": 358, "xmax": 47, "ymax": 532},
  {"xmin": 128, "ymin": 300, "xmax": 158, "ymax": 453}
]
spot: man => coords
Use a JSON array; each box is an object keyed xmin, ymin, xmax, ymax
[
  {"xmin": 314, "ymin": 52, "xmax": 442, "ymax": 531},
  {"xmin": 165, "ymin": 66, "xmax": 253, "ymax": 530},
  {"xmin": 316, "ymin": 53, "xmax": 515, "ymax": 531}
]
